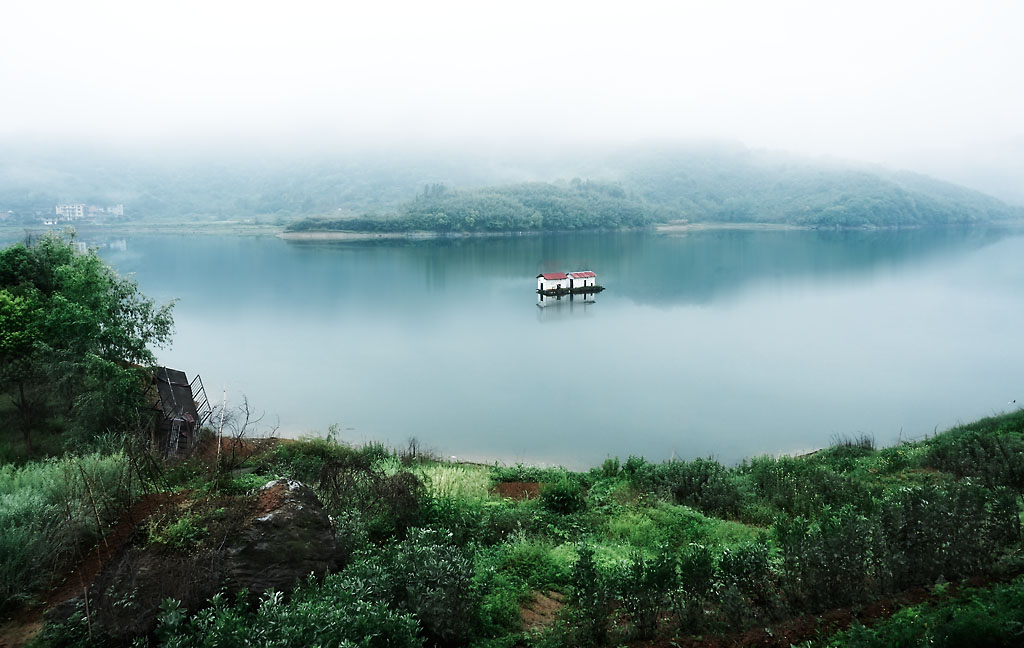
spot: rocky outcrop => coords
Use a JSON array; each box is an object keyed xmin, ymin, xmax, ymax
[
  {"xmin": 222, "ymin": 478, "xmax": 336, "ymax": 598},
  {"xmin": 46, "ymin": 479, "xmax": 336, "ymax": 643}
]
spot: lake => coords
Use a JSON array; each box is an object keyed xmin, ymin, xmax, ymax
[{"xmin": 70, "ymin": 227, "xmax": 1024, "ymax": 468}]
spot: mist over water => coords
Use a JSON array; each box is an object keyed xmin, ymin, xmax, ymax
[{"xmin": 79, "ymin": 227, "xmax": 1024, "ymax": 468}]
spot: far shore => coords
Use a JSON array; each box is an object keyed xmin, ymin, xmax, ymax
[
  {"xmin": 279, "ymin": 222, "xmax": 812, "ymax": 240},
  {"xmin": 7, "ymin": 219, "xmax": 1019, "ymax": 243}
]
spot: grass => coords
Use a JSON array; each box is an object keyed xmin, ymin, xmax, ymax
[
  {"xmin": 414, "ymin": 462, "xmax": 492, "ymax": 501},
  {"xmin": 0, "ymin": 451, "xmax": 144, "ymax": 610},
  {"xmin": 11, "ymin": 409, "xmax": 1024, "ymax": 647}
]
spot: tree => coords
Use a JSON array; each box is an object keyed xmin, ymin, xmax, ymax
[{"xmin": 0, "ymin": 233, "xmax": 174, "ymax": 453}]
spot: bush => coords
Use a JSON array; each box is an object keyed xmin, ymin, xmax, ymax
[
  {"xmin": 673, "ymin": 543, "xmax": 716, "ymax": 632},
  {"xmin": 568, "ymin": 544, "xmax": 613, "ymax": 647},
  {"xmin": 877, "ymin": 482, "xmax": 1019, "ymax": 590},
  {"xmin": 497, "ymin": 538, "xmax": 571, "ymax": 590},
  {"xmin": 744, "ymin": 455, "xmax": 876, "ymax": 518},
  {"xmin": 152, "ymin": 575, "xmax": 423, "ymax": 648},
  {"xmin": 618, "ymin": 547, "xmax": 676, "ymax": 639},
  {"xmin": 923, "ymin": 428, "xmax": 1024, "ymax": 490},
  {"xmin": 775, "ymin": 506, "xmax": 875, "ymax": 611},
  {"xmin": 810, "ymin": 576, "xmax": 1024, "ymax": 648},
  {"xmin": 540, "ymin": 477, "xmax": 587, "ymax": 515},
  {"xmin": 718, "ymin": 540, "xmax": 774, "ymax": 609},
  {"xmin": 316, "ymin": 453, "xmax": 427, "ymax": 542},
  {"xmin": 387, "ymin": 528, "xmax": 480, "ymax": 646},
  {"xmin": 640, "ymin": 458, "xmax": 744, "ymax": 519}
]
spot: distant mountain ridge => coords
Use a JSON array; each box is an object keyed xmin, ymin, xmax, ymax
[{"xmin": 1, "ymin": 142, "xmax": 1020, "ymax": 228}]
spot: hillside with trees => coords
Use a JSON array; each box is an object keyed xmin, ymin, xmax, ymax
[
  {"xmin": 286, "ymin": 180, "xmax": 668, "ymax": 233},
  {"xmin": 3, "ymin": 142, "xmax": 1021, "ymax": 230},
  {"xmin": 286, "ymin": 145, "xmax": 1024, "ymax": 232}
]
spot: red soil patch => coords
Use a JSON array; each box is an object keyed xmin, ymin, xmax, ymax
[
  {"xmin": 495, "ymin": 481, "xmax": 541, "ymax": 500},
  {"xmin": 194, "ymin": 435, "xmax": 278, "ymax": 464},
  {"xmin": 253, "ymin": 481, "xmax": 288, "ymax": 517},
  {"xmin": 520, "ymin": 590, "xmax": 564, "ymax": 631}
]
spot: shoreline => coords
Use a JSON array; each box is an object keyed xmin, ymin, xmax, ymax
[
  {"xmin": 6, "ymin": 219, "xmax": 1021, "ymax": 243},
  {"xmin": 277, "ymin": 223, "xmax": 809, "ymax": 240}
]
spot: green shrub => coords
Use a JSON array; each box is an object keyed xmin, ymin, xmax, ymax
[
  {"xmin": 673, "ymin": 543, "xmax": 716, "ymax": 632},
  {"xmin": 743, "ymin": 455, "xmax": 876, "ymax": 518},
  {"xmin": 492, "ymin": 464, "xmax": 576, "ymax": 485},
  {"xmin": 599, "ymin": 457, "xmax": 621, "ymax": 478},
  {"xmin": 809, "ymin": 576, "xmax": 1024, "ymax": 648},
  {"xmin": 316, "ymin": 454, "xmax": 428, "ymax": 542},
  {"xmin": 540, "ymin": 477, "xmax": 586, "ymax": 515},
  {"xmin": 923, "ymin": 428, "xmax": 1024, "ymax": 490},
  {"xmin": 878, "ymin": 482, "xmax": 1019, "ymax": 590},
  {"xmin": 153, "ymin": 575, "xmax": 423, "ymax": 648},
  {"xmin": 497, "ymin": 538, "xmax": 571, "ymax": 590},
  {"xmin": 640, "ymin": 458, "xmax": 745, "ymax": 519},
  {"xmin": 567, "ymin": 543, "xmax": 613, "ymax": 647},
  {"xmin": 387, "ymin": 527, "xmax": 480, "ymax": 646},
  {"xmin": 618, "ymin": 547, "xmax": 676, "ymax": 639},
  {"xmin": 776, "ymin": 506, "xmax": 875, "ymax": 611},
  {"xmin": 718, "ymin": 540, "xmax": 774, "ymax": 606}
]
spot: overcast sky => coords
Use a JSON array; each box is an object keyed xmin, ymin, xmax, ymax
[{"xmin": 2, "ymin": 0, "xmax": 1022, "ymax": 173}]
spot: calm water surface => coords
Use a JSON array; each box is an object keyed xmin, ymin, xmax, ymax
[{"xmin": 79, "ymin": 228, "xmax": 1024, "ymax": 468}]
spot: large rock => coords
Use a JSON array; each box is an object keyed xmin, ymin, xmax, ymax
[
  {"xmin": 222, "ymin": 478, "xmax": 336, "ymax": 597},
  {"xmin": 46, "ymin": 479, "xmax": 336, "ymax": 642}
]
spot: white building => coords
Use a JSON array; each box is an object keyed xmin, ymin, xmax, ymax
[
  {"xmin": 537, "ymin": 272, "xmax": 568, "ymax": 292},
  {"xmin": 567, "ymin": 271, "xmax": 596, "ymax": 290},
  {"xmin": 55, "ymin": 203, "xmax": 85, "ymax": 219}
]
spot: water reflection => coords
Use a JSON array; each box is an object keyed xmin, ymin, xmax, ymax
[{"xmin": 536, "ymin": 292, "xmax": 597, "ymax": 322}]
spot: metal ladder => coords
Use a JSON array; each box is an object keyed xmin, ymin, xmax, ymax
[{"xmin": 168, "ymin": 418, "xmax": 182, "ymax": 453}]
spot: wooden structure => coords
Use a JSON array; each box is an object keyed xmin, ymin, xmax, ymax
[
  {"xmin": 536, "ymin": 270, "xmax": 603, "ymax": 297},
  {"xmin": 152, "ymin": 367, "xmax": 212, "ymax": 455}
]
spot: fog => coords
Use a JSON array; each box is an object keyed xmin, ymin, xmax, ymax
[{"xmin": 2, "ymin": 0, "xmax": 1022, "ymax": 200}]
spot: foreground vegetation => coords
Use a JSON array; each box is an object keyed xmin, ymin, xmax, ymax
[{"xmin": 5, "ymin": 410, "xmax": 1018, "ymax": 647}]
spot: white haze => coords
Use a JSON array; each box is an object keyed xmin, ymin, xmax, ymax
[{"xmin": 1, "ymin": 0, "xmax": 1022, "ymax": 200}]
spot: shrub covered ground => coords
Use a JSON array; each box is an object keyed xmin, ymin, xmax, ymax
[{"xmin": 6, "ymin": 410, "xmax": 1024, "ymax": 647}]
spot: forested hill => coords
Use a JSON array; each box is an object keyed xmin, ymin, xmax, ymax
[
  {"xmin": 604, "ymin": 145, "xmax": 1022, "ymax": 228},
  {"xmin": 286, "ymin": 181, "xmax": 669, "ymax": 233},
  {"xmin": 286, "ymin": 146, "xmax": 1023, "ymax": 232},
  {"xmin": 2, "ymin": 141, "xmax": 1022, "ymax": 229}
]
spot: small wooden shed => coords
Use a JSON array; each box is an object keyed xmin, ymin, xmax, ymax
[{"xmin": 152, "ymin": 367, "xmax": 212, "ymax": 454}]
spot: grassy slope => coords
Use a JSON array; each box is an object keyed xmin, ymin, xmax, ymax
[{"xmin": 10, "ymin": 410, "xmax": 1024, "ymax": 647}]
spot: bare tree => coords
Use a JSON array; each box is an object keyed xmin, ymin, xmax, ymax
[{"xmin": 212, "ymin": 395, "xmax": 278, "ymax": 472}]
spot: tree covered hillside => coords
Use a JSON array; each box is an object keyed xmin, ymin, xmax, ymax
[
  {"xmin": 286, "ymin": 181, "xmax": 667, "ymax": 233},
  {"xmin": 606, "ymin": 145, "xmax": 1021, "ymax": 227},
  {"xmin": 3, "ymin": 141, "xmax": 1021, "ymax": 228}
]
